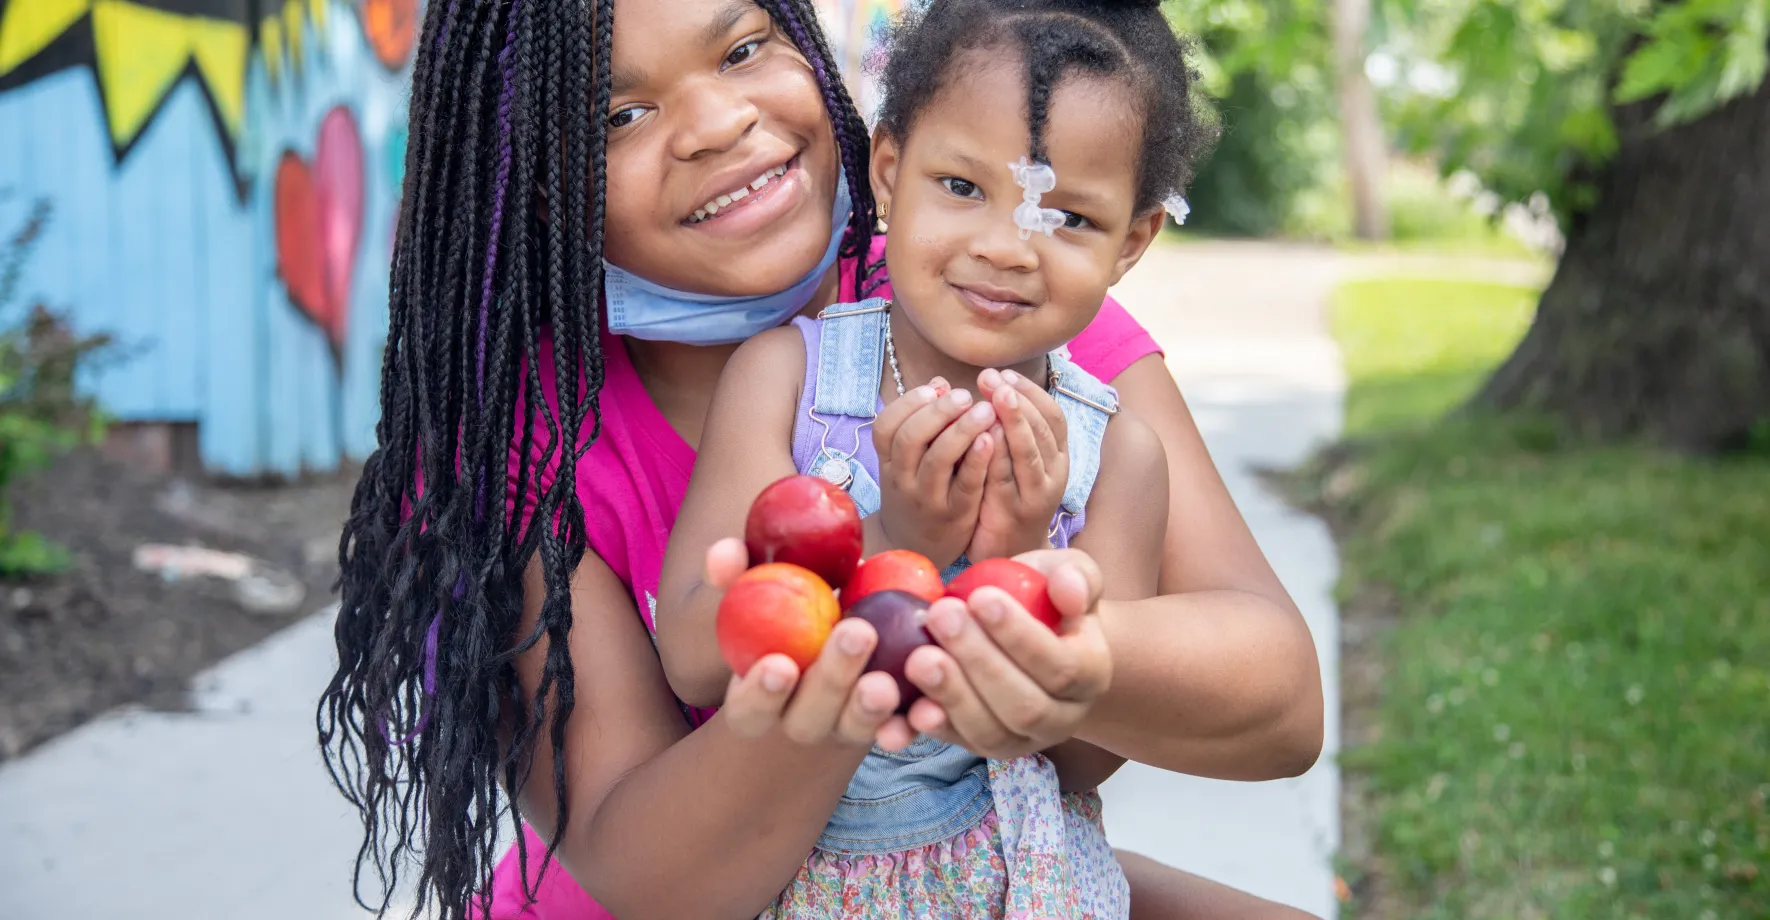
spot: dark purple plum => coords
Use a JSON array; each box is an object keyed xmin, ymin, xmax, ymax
[{"xmin": 843, "ymin": 589, "xmax": 934, "ymax": 713}]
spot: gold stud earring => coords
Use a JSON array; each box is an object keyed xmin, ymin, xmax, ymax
[{"xmin": 879, "ymin": 201, "xmax": 890, "ymax": 222}]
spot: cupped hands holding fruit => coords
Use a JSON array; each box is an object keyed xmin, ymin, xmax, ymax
[{"xmin": 712, "ymin": 472, "xmax": 1112, "ymax": 760}]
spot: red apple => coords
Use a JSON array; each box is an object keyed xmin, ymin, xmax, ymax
[
  {"xmin": 944, "ymin": 558, "xmax": 1062, "ymax": 631},
  {"xmin": 716, "ymin": 563, "xmax": 840, "ymax": 676},
  {"xmin": 843, "ymin": 589, "xmax": 934, "ymax": 712},
  {"xmin": 840, "ymin": 549, "xmax": 943, "ymax": 612},
  {"xmin": 745, "ymin": 474, "xmax": 864, "ymax": 589}
]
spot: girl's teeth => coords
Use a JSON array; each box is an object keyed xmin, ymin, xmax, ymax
[{"xmin": 693, "ymin": 164, "xmax": 791, "ymax": 223}]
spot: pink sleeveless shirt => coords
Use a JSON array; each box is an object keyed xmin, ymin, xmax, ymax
[{"xmin": 485, "ymin": 237, "xmax": 1161, "ymax": 918}]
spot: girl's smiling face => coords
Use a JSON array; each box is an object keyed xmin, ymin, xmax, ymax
[
  {"xmin": 602, "ymin": 0, "xmax": 843, "ymax": 297},
  {"xmin": 870, "ymin": 49, "xmax": 1164, "ymax": 371}
]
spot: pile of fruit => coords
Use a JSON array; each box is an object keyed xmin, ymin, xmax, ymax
[{"xmin": 718, "ymin": 474, "xmax": 1062, "ymax": 711}]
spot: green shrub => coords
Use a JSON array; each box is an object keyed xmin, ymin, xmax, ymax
[{"xmin": 0, "ymin": 200, "xmax": 111, "ymax": 575}]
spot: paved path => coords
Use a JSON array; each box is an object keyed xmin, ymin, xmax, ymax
[
  {"xmin": 0, "ymin": 606, "xmax": 410, "ymax": 920},
  {"xmin": 1098, "ymin": 241, "xmax": 1348, "ymax": 919},
  {"xmin": 0, "ymin": 239, "xmax": 1508, "ymax": 920}
]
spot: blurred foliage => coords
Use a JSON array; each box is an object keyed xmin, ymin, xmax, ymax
[
  {"xmin": 1377, "ymin": 0, "xmax": 1770, "ymax": 225},
  {"xmin": 1166, "ymin": 0, "xmax": 1341, "ymax": 236},
  {"xmin": 1168, "ymin": 0, "xmax": 1770, "ymax": 235},
  {"xmin": 0, "ymin": 199, "xmax": 112, "ymax": 576}
]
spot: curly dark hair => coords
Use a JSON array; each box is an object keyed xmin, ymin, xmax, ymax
[
  {"xmin": 876, "ymin": 0, "xmax": 1216, "ymax": 215},
  {"xmin": 315, "ymin": 2, "xmax": 876, "ymax": 918}
]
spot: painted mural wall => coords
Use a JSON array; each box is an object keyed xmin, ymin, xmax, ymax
[
  {"xmin": 0, "ymin": 0, "xmax": 901, "ymax": 478},
  {"xmin": 812, "ymin": 0, "xmax": 910, "ymax": 124},
  {"xmin": 0, "ymin": 0, "xmax": 414, "ymax": 477}
]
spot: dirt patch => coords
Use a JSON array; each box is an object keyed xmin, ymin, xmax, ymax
[{"xmin": 0, "ymin": 448, "xmax": 356, "ymax": 761}]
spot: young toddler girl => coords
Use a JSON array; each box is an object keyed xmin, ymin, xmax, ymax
[{"xmin": 655, "ymin": 1, "xmax": 1206, "ymax": 916}]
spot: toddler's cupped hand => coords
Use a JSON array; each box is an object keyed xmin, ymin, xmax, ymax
[
  {"xmin": 704, "ymin": 538, "xmax": 917, "ymax": 752},
  {"xmin": 900, "ymin": 547, "xmax": 1111, "ymax": 760},
  {"xmin": 966, "ymin": 368, "xmax": 1068, "ymax": 562},
  {"xmin": 871, "ymin": 378, "xmax": 998, "ymax": 567}
]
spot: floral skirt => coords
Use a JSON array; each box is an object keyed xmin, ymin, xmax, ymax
[{"xmin": 760, "ymin": 754, "xmax": 1129, "ymax": 920}]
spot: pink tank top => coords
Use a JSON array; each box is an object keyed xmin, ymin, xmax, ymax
[{"xmin": 484, "ymin": 236, "xmax": 1160, "ymax": 918}]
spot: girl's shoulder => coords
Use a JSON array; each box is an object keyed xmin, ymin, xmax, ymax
[{"xmin": 1068, "ymin": 297, "xmax": 1161, "ymax": 384}]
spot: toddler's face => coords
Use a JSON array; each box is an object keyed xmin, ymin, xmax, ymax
[{"xmin": 872, "ymin": 50, "xmax": 1161, "ymax": 370}]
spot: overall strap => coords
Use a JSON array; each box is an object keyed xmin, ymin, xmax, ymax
[
  {"xmin": 813, "ymin": 298, "xmax": 891, "ymax": 419},
  {"xmin": 788, "ymin": 299, "xmax": 891, "ymax": 518},
  {"xmin": 1049, "ymin": 353, "xmax": 1119, "ymax": 541}
]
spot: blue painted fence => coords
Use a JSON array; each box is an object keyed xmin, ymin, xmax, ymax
[
  {"xmin": 0, "ymin": 0, "xmax": 411, "ymax": 477},
  {"xmin": 0, "ymin": 0, "xmax": 903, "ymax": 478}
]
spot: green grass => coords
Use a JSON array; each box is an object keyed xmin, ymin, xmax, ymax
[
  {"xmin": 1331, "ymin": 279, "xmax": 1539, "ymax": 436},
  {"xmin": 1318, "ymin": 279, "xmax": 1770, "ymax": 918}
]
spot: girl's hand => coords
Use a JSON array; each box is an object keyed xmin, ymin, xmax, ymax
[
  {"xmin": 966, "ymin": 369, "xmax": 1068, "ymax": 562},
  {"xmin": 900, "ymin": 548, "xmax": 1111, "ymax": 759},
  {"xmin": 871, "ymin": 379, "xmax": 997, "ymax": 568},
  {"xmin": 705, "ymin": 538, "xmax": 916, "ymax": 751}
]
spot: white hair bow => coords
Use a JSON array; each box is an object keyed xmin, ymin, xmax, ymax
[
  {"xmin": 1008, "ymin": 156, "xmax": 1064, "ymax": 240},
  {"xmin": 1163, "ymin": 193, "xmax": 1190, "ymax": 225}
]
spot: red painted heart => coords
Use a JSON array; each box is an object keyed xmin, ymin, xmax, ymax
[{"xmin": 275, "ymin": 107, "xmax": 364, "ymax": 360}]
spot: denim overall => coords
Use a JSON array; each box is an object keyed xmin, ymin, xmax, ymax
[{"xmin": 787, "ymin": 299, "xmax": 1119, "ymax": 857}]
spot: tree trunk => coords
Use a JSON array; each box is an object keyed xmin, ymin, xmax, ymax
[
  {"xmin": 1332, "ymin": 0, "xmax": 1389, "ymax": 240},
  {"xmin": 1475, "ymin": 77, "xmax": 1770, "ymax": 451}
]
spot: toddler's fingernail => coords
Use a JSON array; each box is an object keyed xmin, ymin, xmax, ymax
[
  {"xmin": 1002, "ymin": 388, "xmax": 1019, "ymax": 409},
  {"xmin": 928, "ymin": 606, "xmax": 964, "ymax": 639},
  {"xmin": 911, "ymin": 385, "xmax": 935, "ymax": 401},
  {"xmin": 1002, "ymin": 369, "xmax": 1021, "ymax": 385},
  {"xmin": 839, "ymin": 627, "xmax": 869, "ymax": 656},
  {"xmin": 975, "ymin": 594, "xmax": 1005, "ymax": 624},
  {"xmin": 762, "ymin": 668, "xmax": 789, "ymax": 693},
  {"xmin": 951, "ymin": 389, "xmax": 973, "ymax": 407},
  {"xmin": 968, "ymin": 403, "xmax": 993, "ymax": 423},
  {"xmin": 922, "ymin": 664, "xmax": 946, "ymax": 688}
]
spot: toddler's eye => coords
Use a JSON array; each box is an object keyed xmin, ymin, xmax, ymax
[
  {"xmin": 724, "ymin": 40, "xmax": 763, "ymax": 68},
  {"xmin": 1062, "ymin": 212, "xmax": 1092, "ymax": 230},
  {"xmin": 941, "ymin": 177, "xmax": 981, "ymax": 198}
]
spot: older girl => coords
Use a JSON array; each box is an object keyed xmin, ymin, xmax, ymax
[{"xmin": 319, "ymin": 1, "xmax": 1323, "ymax": 918}]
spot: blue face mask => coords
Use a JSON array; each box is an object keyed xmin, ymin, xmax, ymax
[{"xmin": 604, "ymin": 174, "xmax": 853, "ymax": 346}]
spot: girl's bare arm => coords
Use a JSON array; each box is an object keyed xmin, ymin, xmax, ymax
[
  {"xmin": 510, "ymin": 553, "xmax": 877, "ymax": 920},
  {"xmin": 1049, "ymin": 411, "xmax": 1168, "ymax": 792},
  {"xmin": 1082, "ymin": 354, "xmax": 1324, "ymax": 780},
  {"xmin": 652, "ymin": 326, "xmax": 810, "ymax": 707}
]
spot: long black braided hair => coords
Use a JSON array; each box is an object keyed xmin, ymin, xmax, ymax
[
  {"xmin": 877, "ymin": 0, "xmax": 1215, "ymax": 216},
  {"xmin": 318, "ymin": 2, "xmax": 877, "ymax": 917}
]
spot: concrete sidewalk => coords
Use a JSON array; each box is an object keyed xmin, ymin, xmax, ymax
[
  {"xmin": 1099, "ymin": 241, "xmax": 1346, "ymax": 919},
  {"xmin": 0, "ymin": 239, "xmax": 1356, "ymax": 920}
]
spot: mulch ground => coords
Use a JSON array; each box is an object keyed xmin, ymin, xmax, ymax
[{"xmin": 0, "ymin": 448, "xmax": 357, "ymax": 761}]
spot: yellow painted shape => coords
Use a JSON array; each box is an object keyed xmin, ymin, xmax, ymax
[
  {"xmin": 307, "ymin": 0, "xmax": 327, "ymax": 31},
  {"xmin": 90, "ymin": 0, "xmax": 195, "ymax": 146},
  {"xmin": 188, "ymin": 16, "xmax": 248, "ymax": 138},
  {"xmin": 0, "ymin": 0, "xmax": 92, "ymax": 75},
  {"xmin": 261, "ymin": 16, "xmax": 284, "ymax": 83}
]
